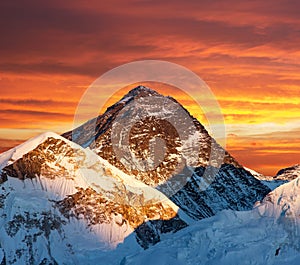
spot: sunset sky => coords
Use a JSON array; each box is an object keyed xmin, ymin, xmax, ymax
[{"xmin": 0, "ymin": 0, "xmax": 299, "ymax": 175}]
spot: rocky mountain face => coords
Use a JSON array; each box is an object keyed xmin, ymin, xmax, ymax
[
  {"xmin": 0, "ymin": 133, "xmax": 188, "ymax": 264},
  {"xmin": 63, "ymin": 86, "xmax": 239, "ymax": 185},
  {"xmin": 170, "ymin": 164, "xmax": 270, "ymax": 219},
  {"xmin": 63, "ymin": 85, "xmax": 271, "ymax": 220}
]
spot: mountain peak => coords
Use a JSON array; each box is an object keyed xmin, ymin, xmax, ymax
[
  {"xmin": 274, "ymin": 164, "xmax": 300, "ymax": 181},
  {"xmin": 121, "ymin": 85, "xmax": 160, "ymax": 100},
  {"xmin": 0, "ymin": 132, "xmax": 66, "ymax": 170}
]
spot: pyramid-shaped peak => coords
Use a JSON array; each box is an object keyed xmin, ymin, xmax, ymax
[{"xmin": 124, "ymin": 85, "xmax": 160, "ymax": 98}]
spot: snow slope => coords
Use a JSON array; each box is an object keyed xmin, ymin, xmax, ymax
[
  {"xmin": 122, "ymin": 176, "xmax": 300, "ymax": 265},
  {"xmin": 0, "ymin": 132, "xmax": 184, "ymax": 209},
  {"xmin": 0, "ymin": 132, "xmax": 189, "ymax": 264}
]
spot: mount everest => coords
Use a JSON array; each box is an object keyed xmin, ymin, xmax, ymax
[{"xmin": 0, "ymin": 86, "xmax": 298, "ymax": 264}]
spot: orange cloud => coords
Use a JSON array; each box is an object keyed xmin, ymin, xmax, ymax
[
  {"xmin": 0, "ymin": 0, "xmax": 299, "ymax": 175},
  {"xmin": 227, "ymin": 129, "xmax": 300, "ymax": 175}
]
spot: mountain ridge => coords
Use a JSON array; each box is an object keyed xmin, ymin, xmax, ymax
[
  {"xmin": 63, "ymin": 85, "xmax": 271, "ymax": 220},
  {"xmin": 0, "ymin": 132, "xmax": 190, "ymax": 264},
  {"xmin": 0, "ymin": 85, "xmax": 290, "ymax": 264}
]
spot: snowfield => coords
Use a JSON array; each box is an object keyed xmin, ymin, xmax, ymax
[{"xmin": 122, "ymin": 175, "xmax": 300, "ymax": 265}]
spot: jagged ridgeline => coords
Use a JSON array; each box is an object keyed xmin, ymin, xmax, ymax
[
  {"xmin": 0, "ymin": 133, "xmax": 188, "ymax": 264},
  {"xmin": 0, "ymin": 86, "xmax": 271, "ymax": 264},
  {"xmin": 63, "ymin": 85, "xmax": 270, "ymax": 220}
]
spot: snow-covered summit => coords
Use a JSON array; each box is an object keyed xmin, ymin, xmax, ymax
[
  {"xmin": 121, "ymin": 85, "xmax": 159, "ymax": 99},
  {"xmin": 274, "ymin": 164, "xmax": 300, "ymax": 181},
  {"xmin": 63, "ymin": 86, "xmax": 270, "ymax": 221},
  {"xmin": 0, "ymin": 132, "xmax": 65, "ymax": 169},
  {"xmin": 0, "ymin": 131, "xmax": 189, "ymax": 264}
]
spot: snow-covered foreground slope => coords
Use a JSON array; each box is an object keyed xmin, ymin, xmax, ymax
[
  {"xmin": 122, "ymin": 177, "xmax": 300, "ymax": 265},
  {"xmin": 0, "ymin": 132, "xmax": 189, "ymax": 264}
]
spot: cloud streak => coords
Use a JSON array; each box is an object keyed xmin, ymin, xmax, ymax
[{"xmin": 0, "ymin": 98, "xmax": 76, "ymax": 107}]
